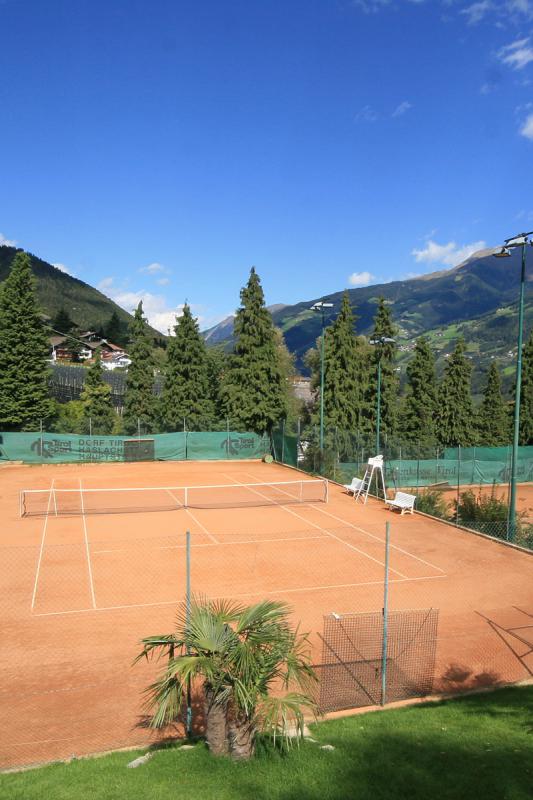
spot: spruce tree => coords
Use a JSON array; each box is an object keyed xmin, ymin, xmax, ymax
[
  {"xmin": 398, "ymin": 336, "xmax": 438, "ymax": 448},
  {"xmin": 205, "ymin": 345, "xmax": 228, "ymax": 423},
  {"xmin": 221, "ymin": 267, "xmax": 287, "ymax": 433},
  {"xmin": 436, "ymin": 338, "xmax": 475, "ymax": 447},
  {"xmin": 0, "ymin": 251, "xmax": 54, "ymax": 429},
  {"xmin": 477, "ymin": 362, "xmax": 510, "ymax": 446},
  {"xmin": 52, "ymin": 306, "xmax": 75, "ymax": 334},
  {"xmin": 105, "ymin": 311, "xmax": 129, "ymax": 347},
  {"xmin": 315, "ymin": 291, "xmax": 367, "ymax": 432},
  {"xmin": 519, "ymin": 330, "xmax": 533, "ymax": 445},
  {"xmin": 160, "ymin": 303, "xmax": 215, "ymax": 431},
  {"xmin": 80, "ymin": 349, "xmax": 116, "ymax": 435},
  {"xmin": 122, "ymin": 301, "xmax": 158, "ymax": 434},
  {"xmin": 365, "ymin": 298, "xmax": 398, "ymax": 443}
]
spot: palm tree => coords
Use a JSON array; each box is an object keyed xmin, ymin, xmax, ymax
[{"xmin": 134, "ymin": 597, "xmax": 318, "ymax": 759}]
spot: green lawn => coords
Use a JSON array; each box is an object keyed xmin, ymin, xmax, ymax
[{"xmin": 2, "ymin": 687, "xmax": 533, "ymax": 800}]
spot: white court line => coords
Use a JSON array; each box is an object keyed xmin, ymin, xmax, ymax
[
  {"xmin": 92, "ymin": 534, "xmax": 325, "ymax": 554},
  {"xmin": 164, "ymin": 487, "xmax": 219, "ymax": 544},
  {"xmin": 240, "ymin": 469, "xmax": 446, "ymax": 576},
  {"xmin": 185, "ymin": 508, "xmax": 219, "ymax": 544},
  {"xmin": 221, "ymin": 472, "xmax": 409, "ymax": 579},
  {"xmin": 30, "ymin": 479, "xmax": 55, "ymax": 611},
  {"xmin": 31, "ymin": 574, "xmax": 447, "ymax": 617},
  {"xmin": 79, "ymin": 479, "xmax": 97, "ymax": 609}
]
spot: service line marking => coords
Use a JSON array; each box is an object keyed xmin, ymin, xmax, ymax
[{"xmin": 221, "ymin": 472, "xmax": 409, "ymax": 579}]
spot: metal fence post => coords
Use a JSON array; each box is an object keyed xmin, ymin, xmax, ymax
[
  {"xmin": 186, "ymin": 530, "xmax": 192, "ymax": 738},
  {"xmin": 381, "ymin": 522, "xmax": 390, "ymax": 706},
  {"xmin": 39, "ymin": 419, "xmax": 44, "ymax": 458}
]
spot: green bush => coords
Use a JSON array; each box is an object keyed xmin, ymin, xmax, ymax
[{"xmin": 414, "ymin": 489, "xmax": 451, "ymax": 520}]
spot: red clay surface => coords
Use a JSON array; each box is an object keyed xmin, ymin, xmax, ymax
[{"xmin": 1, "ymin": 459, "xmax": 532, "ymax": 769}]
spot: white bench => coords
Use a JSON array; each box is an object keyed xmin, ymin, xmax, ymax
[
  {"xmin": 343, "ymin": 477, "xmax": 364, "ymax": 496},
  {"xmin": 385, "ymin": 491, "xmax": 416, "ymax": 515}
]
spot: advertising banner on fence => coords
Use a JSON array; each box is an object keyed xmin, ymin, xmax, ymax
[{"xmin": 0, "ymin": 431, "xmax": 269, "ymax": 464}]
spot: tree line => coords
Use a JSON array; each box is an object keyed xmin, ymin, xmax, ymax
[
  {"xmin": 0, "ymin": 253, "xmax": 294, "ymax": 436},
  {"xmin": 0, "ymin": 251, "xmax": 531, "ymax": 447},
  {"xmin": 307, "ymin": 291, "xmax": 533, "ymax": 448}
]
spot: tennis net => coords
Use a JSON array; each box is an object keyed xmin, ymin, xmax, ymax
[{"xmin": 19, "ymin": 478, "xmax": 329, "ymax": 517}]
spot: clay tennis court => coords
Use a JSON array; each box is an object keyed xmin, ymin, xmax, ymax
[{"xmin": 1, "ymin": 458, "xmax": 532, "ymax": 770}]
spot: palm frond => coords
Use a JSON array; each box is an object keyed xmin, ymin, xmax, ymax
[{"xmin": 258, "ymin": 693, "xmax": 318, "ymax": 751}]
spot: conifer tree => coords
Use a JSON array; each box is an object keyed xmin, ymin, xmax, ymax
[
  {"xmin": 80, "ymin": 349, "xmax": 116, "ymax": 434},
  {"xmin": 477, "ymin": 362, "xmax": 510, "ymax": 446},
  {"xmin": 160, "ymin": 303, "xmax": 215, "ymax": 431},
  {"xmin": 0, "ymin": 251, "xmax": 54, "ymax": 429},
  {"xmin": 205, "ymin": 345, "xmax": 228, "ymax": 423},
  {"xmin": 105, "ymin": 311, "xmax": 129, "ymax": 347},
  {"xmin": 365, "ymin": 298, "xmax": 398, "ymax": 442},
  {"xmin": 221, "ymin": 267, "xmax": 287, "ymax": 433},
  {"xmin": 398, "ymin": 336, "xmax": 438, "ymax": 448},
  {"xmin": 313, "ymin": 292, "xmax": 367, "ymax": 432},
  {"xmin": 519, "ymin": 330, "xmax": 533, "ymax": 445},
  {"xmin": 52, "ymin": 306, "xmax": 75, "ymax": 334},
  {"xmin": 436, "ymin": 338, "xmax": 475, "ymax": 447},
  {"xmin": 123, "ymin": 301, "xmax": 158, "ymax": 434}
]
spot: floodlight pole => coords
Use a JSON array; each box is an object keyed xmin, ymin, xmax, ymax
[
  {"xmin": 370, "ymin": 336, "xmax": 396, "ymax": 455},
  {"xmin": 312, "ymin": 301, "xmax": 333, "ymax": 472},
  {"xmin": 494, "ymin": 232, "xmax": 532, "ymax": 541}
]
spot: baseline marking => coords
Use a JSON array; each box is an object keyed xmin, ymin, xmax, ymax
[
  {"xmin": 31, "ymin": 574, "xmax": 447, "ymax": 617},
  {"xmin": 221, "ymin": 472, "xmax": 409, "ymax": 579},
  {"xmin": 79, "ymin": 479, "xmax": 97, "ymax": 609},
  {"xmin": 91, "ymin": 533, "xmax": 325, "ymax": 554},
  {"xmin": 240, "ymin": 469, "xmax": 446, "ymax": 576},
  {"xmin": 30, "ymin": 479, "xmax": 56, "ymax": 611}
]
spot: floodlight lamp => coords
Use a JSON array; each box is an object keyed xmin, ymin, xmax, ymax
[{"xmin": 494, "ymin": 247, "xmax": 512, "ymax": 258}]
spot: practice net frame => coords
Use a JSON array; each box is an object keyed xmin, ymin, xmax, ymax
[{"xmin": 19, "ymin": 478, "xmax": 329, "ymax": 518}]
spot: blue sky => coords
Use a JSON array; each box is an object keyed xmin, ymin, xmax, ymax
[{"xmin": 1, "ymin": 0, "xmax": 532, "ymax": 333}]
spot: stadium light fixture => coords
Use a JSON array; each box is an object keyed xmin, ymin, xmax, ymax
[
  {"xmin": 493, "ymin": 231, "xmax": 533, "ymax": 541},
  {"xmin": 311, "ymin": 302, "xmax": 334, "ymax": 471},
  {"xmin": 369, "ymin": 336, "xmax": 396, "ymax": 454}
]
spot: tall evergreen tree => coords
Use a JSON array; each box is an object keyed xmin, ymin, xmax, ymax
[
  {"xmin": 312, "ymin": 292, "xmax": 367, "ymax": 432},
  {"xmin": 105, "ymin": 311, "xmax": 129, "ymax": 347},
  {"xmin": 52, "ymin": 306, "xmax": 75, "ymax": 334},
  {"xmin": 519, "ymin": 330, "xmax": 533, "ymax": 445},
  {"xmin": 221, "ymin": 267, "xmax": 287, "ymax": 433},
  {"xmin": 205, "ymin": 345, "xmax": 228, "ymax": 422},
  {"xmin": 365, "ymin": 298, "xmax": 398, "ymax": 442},
  {"xmin": 436, "ymin": 338, "xmax": 475, "ymax": 447},
  {"xmin": 160, "ymin": 303, "xmax": 215, "ymax": 431},
  {"xmin": 398, "ymin": 336, "xmax": 438, "ymax": 448},
  {"xmin": 477, "ymin": 362, "xmax": 510, "ymax": 446},
  {"xmin": 0, "ymin": 252, "xmax": 54, "ymax": 429},
  {"xmin": 123, "ymin": 301, "xmax": 158, "ymax": 434},
  {"xmin": 80, "ymin": 349, "xmax": 116, "ymax": 434}
]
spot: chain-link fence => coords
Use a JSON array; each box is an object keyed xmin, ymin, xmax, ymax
[{"xmin": 271, "ymin": 421, "xmax": 533, "ymax": 551}]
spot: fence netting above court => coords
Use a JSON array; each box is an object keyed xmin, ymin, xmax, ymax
[{"xmin": 0, "ymin": 430, "xmax": 270, "ymax": 464}]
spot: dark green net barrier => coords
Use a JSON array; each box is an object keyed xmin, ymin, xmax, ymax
[{"xmin": 0, "ymin": 430, "xmax": 270, "ymax": 464}]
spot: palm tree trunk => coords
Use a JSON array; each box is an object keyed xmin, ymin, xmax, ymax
[
  {"xmin": 228, "ymin": 709, "xmax": 256, "ymax": 760},
  {"xmin": 204, "ymin": 688, "xmax": 229, "ymax": 756}
]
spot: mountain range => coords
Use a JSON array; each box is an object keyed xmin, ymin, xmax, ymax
[
  {"xmin": 1, "ymin": 243, "xmax": 531, "ymax": 394},
  {"xmin": 203, "ymin": 247, "xmax": 533, "ymax": 391},
  {"xmin": 0, "ymin": 246, "xmax": 162, "ymax": 340}
]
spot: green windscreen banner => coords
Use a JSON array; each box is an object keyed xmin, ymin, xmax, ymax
[
  {"xmin": 0, "ymin": 431, "xmax": 269, "ymax": 464},
  {"xmin": 186, "ymin": 431, "xmax": 269, "ymax": 460}
]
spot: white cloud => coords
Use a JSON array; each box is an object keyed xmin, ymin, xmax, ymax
[
  {"xmin": 411, "ymin": 239, "xmax": 487, "ymax": 267},
  {"xmin": 519, "ymin": 112, "xmax": 533, "ymax": 138},
  {"xmin": 0, "ymin": 232, "xmax": 17, "ymax": 247},
  {"xmin": 348, "ymin": 271, "xmax": 374, "ymax": 287},
  {"xmin": 139, "ymin": 262, "xmax": 168, "ymax": 275},
  {"xmin": 96, "ymin": 275, "xmax": 223, "ymax": 334},
  {"xmin": 392, "ymin": 100, "xmax": 413, "ymax": 117},
  {"xmin": 53, "ymin": 262, "xmax": 74, "ymax": 276},
  {"xmin": 156, "ymin": 277, "xmax": 171, "ymax": 286},
  {"xmin": 498, "ymin": 38, "xmax": 533, "ymax": 70},
  {"xmin": 355, "ymin": 105, "xmax": 378, "ymax": 122},
  {"xmin": 461, "ymin": 1, "xmax": 493, "ymax": 25}
]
